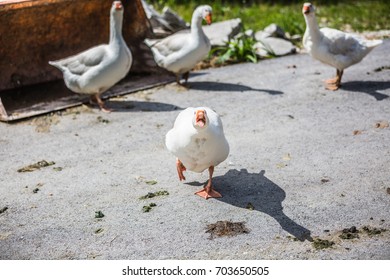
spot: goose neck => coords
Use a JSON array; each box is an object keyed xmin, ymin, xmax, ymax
[
  {"xmin": 109, "ymin": 12, "xmax": 124, "ymax": 45},
  {"xmin": 304, "ymin": 15, "xmax": 321, "ymax": 41},
  {"xmin": 191, "ymin": 10, "xmax": 204, "ymax": 36}
]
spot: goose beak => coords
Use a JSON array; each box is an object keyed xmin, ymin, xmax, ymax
[
  {"xmin": 195, "ymin": 110, "xmax": 207, "ymax": 127},
  {"xmin": 205, "ymin": 13, "xmax": 212, "ymax": 25},
  {"xmin": 303, "ymin": 6, "xmax": 310, "ymax": 14}
]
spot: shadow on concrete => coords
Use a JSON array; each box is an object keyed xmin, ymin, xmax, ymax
[
  {"xmin": 342, "ymin": 81, "xmax": 390, "ymax": 101},
  {"xmin": 188, "ymin": 169, "xmax": 313, "ymax": 242},
  {"xmin": 104, "ymin": 100, "xmax": 182, "ymax": 112},
  {"xmin": 187, "ymin": 81, "xmax": 284, "ymax": 95}
]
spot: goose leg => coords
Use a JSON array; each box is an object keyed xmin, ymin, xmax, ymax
[
  {"xmin": 326, "ymin": 69, "xmax": 343, "ymax": 91},
  {"xmin": 90, "ymin": 93, "xmax": 111, "ymax": 113},
  {"xmin": 176, "ymin": 158, "xmax": 186, "ymax": 181},
  {"xmin": 176, "ymin": 75, "xmax": 182, "ymax": 85},
  {"xmin": 182, "ymin": 72, "xmax": 190, "ymax": 84},
  {"xmin": 195, "ymin": 166, "xmax": 222, "ymax": 199},
  {"xmin": 176, "ymin": 73, "xmax": 189, "ymax": 88}
]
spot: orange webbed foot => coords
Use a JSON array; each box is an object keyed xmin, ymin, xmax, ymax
[
  {"xmin": 99, "ymin": 105, "xmax": 112, "ymax": 113},
  {"xmin": 325, "ymin": 83, "xmax": 341, "ymax": 91},
  {"xmin": 195, "ymin": 188, "xmax": 222, "ymax": 199},
  {"xmin": 325, "ymin": 77, "xmax": 338, "ymax": 84}
]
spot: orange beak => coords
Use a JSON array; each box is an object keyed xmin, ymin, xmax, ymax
[
  {"xmin": 195, "ymin": 110, "xmax": 206, "ymax": 127},
  {"xmin": 205, "ymin": 13, "xmax": 212, "ymax": 25},
  {"xmin": 303, "ymin": 5, "xmax": 310, "ymax": 14}
]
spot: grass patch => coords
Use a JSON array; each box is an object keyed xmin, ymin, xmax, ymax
[
  {"xmin": 211, "ymin": 33, "xmax": 258, "ymax": 64},
  {"xmin": 148, "ymin": 0, "xmax": 390, "ymax": 35}
]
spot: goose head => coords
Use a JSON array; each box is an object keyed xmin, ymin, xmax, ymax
[
  {"xmin": 194, "ymin": 5, "xmax": 213, "ymax": 25},
  {"xmin": 302, "ymin": 3, "xmax": 315, "ymax": 17},
  {"xmin": 111, "ymin": 1, "xmax": 123, "ymax": 14},
  {"xmin": 193, "ymin": 109, "xmax": 209, "ymax": 129}
]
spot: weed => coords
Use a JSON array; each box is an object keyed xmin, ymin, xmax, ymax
[{"xmin": 211, "ymin": 33, "xmax": 258, "ymax": 64}]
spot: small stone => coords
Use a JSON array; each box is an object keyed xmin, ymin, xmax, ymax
[
  {"xmin": 263, "ymin": 23, "xmax": 286, "ymax": 38},
  {"xmin": 254, "ymin": 30, "xmax": 271, "ymax": 41},
  {"xmin": 203, "ymin": 18, "xmax": 243, "ymax": 47},
  {"xmin": 254, "ymin": 37, "xmax": 296, "ymax": 57}
]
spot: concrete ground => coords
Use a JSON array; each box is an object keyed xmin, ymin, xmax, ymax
[{"xmin": 0, "ymin": 40, "xmax": 389, "ymax": 260}]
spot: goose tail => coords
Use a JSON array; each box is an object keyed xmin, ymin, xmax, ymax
[{"xmin": 366, "ymin": 39, "xmax": 383, "ymax": 49}]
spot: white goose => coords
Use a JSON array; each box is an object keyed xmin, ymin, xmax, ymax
[
  {"xmin": 165, "ymin": 107, "xmax": 229, "ymax": 199},
  {"xmin": 302, "ymin": 2, "xmax": 382, "ymax": 90},
  {"xmin": 49, "ymin": 1, "xmax": 132, "ymax": 112},
  {"xmin": 145, "ymin": 5, "xmax": 212, "ymax": 86}
]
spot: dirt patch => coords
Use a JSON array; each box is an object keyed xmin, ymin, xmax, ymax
[
  {"xmin": 95, "ymin": 211, "xmax": 105, "ymax": 218},
  {"xmin": 362, "ymin": 226, "xmax": 386, "ymax": 236},
  {"xmin": 339, "ymin": 226, "xmax": 359, "ymax": 240},
  {"xmin": 145, "ymin": 180, "xmax": 158, "ymax": 185},
  {"xmin": 97, "ymin": 116, "xmax": 110, "ymax": 124},
  {"xmin": 246, "ymin": 202, "xmax": 255, "ymax": 210},
  {"xmin": 142, "ymin": 203, "xmax": 157, "ymax": 212},
  {"xmin": 29, "ymin": 113, "xmax": 60, "ymax": 133},
  {"xmin": 373, "ymin": 66, "xmax": 390, "ymax": 72},
  {"xmin": 17, "ymin": 160, "xmax": 55, "ymax": 172},
  {"xmin": 206, "ymin": 221, "xmax": 250, "ymax": 239},
  {"xmin": 374, "ymin": 120, "xmax": 389, "ymax": 129},
  {"xmin": 312, "ymin": 238, "xmax": 335, "ymax": 250},
  {"xmin": 0, "ymin": 206, "xmax": 8, "ymax": 214},
  {"xmin": 139, "ymin": 190, "xmax": 169, "ymax": 200}
]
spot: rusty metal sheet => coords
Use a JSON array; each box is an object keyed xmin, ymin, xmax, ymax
[{"xmin": 0, "ymin": 0, "xmax": 154, "ymax": 91}]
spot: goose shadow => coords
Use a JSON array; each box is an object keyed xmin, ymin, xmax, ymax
[
  {"xmin": 187, "ymin": 81, "xmax": 284, "ymax": 95},
  {"xmin": 103, "ymin": 100, "xmax": 182, "ymax": 112},
  {"xmin": 341, "ymin": 81, "xmax": 390, "ymax": 101},
  {"xmin": 187, "ymin": 169, "xmax": 312, "ymax": 241}
]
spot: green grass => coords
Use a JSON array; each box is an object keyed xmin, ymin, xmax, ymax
[
  {"xmin": 211, "ymin": 33, "xmax": 259, "ymax": 64},
  {"xmin": 148, "ymin": 1, "xmax": 389, "ymax": 64},
  {"xmin": 148, "ymin": 0, "xmax": 390, "ymax": 36}
]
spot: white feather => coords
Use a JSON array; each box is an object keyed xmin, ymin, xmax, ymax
[{"xmin": 166, "ymin": 107, "xmax": 229, "ymax": 173}]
